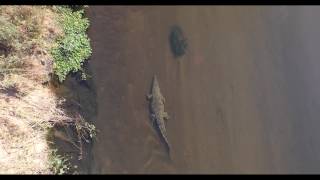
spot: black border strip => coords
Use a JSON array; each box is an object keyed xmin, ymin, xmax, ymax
[{"xmin": 2, "ymin": 0, "xmax": 320, "ymax": 5}]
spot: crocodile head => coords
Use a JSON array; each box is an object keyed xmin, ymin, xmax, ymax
[
  {"xmin": 151, "ymin": 75, "xmax": 161, "ymax": 95},
  {"xmin": 152, "ymin": 75, "xmax": 158, "ymax": 87}
]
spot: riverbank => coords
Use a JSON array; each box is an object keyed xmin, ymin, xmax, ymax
[{"xmin": 0, "ymin": 6, "xmax": 95, "ymax": 174}]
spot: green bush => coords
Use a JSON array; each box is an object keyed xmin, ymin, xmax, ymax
[
  {"xmin": 52, "ymin": 7, "xmax": 91, "ymax": 82},
  {"xmin": 49, "ymin": 149, "xmax": 71, "ymax": 175}
]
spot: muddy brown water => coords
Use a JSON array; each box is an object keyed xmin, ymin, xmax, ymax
[{"xmin": 83, "ymin": 6, "xmax": 320, "ymax": 173}]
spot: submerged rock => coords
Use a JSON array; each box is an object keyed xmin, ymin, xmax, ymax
[{"xmin": 169, "ymin": 25, "xmax": 188, "ymax": 58}]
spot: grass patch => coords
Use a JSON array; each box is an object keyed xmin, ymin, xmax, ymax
[{"xmin": 0, "ymin": 16, "xmax": 19, "ymax": 54}]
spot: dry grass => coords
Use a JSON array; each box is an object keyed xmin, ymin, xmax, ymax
[
  {"xmin": 0, "ymin": 71, "xmax": 75, "ymax": 175},
  {"xmin": 0, "ymin": 5, "xmax": 63, "ymax": 83},
  {"xmin": 0, "ymin": 6, "xmax": 69, "ymax": 174},
  {"xmin": 0, "ymin": 76, "xmax": 55, "ymax": 174}
]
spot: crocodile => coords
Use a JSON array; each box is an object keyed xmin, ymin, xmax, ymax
[{"xmin": 147, "ymin": 75, "xmax": 171, "ymax": 153}]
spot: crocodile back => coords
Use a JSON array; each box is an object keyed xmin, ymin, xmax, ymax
[
  {"xmin": 151, "ymin": 75, "xmax": 164, "ymax": 115},
  {"xmin": 149, "ymin": 75, "xmax": 171, "ymax": 152}
]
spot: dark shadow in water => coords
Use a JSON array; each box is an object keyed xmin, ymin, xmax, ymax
[
  {"xmin": 49, "ymin": 60, "xmax": 98, "ymax": 174},
  {"xmin": 169, "ymin": 25, "xmax": 188, "ymax": 59}
]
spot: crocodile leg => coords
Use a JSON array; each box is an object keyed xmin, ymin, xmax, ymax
[
  {"xmin": 163, "ymin": 112, "xmax": 170, "ymax": 121},
  {"xmin": 161, "ymin": 95, "xmax": 166, "ymax": 103},
  {"xmin": 146, "ymin": 94, "xmax": 153, "ymax": 100},
  {"xmin": 150, "ymin": 113, "xmax": 156, "ymax": 127}
]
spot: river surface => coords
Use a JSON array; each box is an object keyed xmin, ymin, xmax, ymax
[{"xmin": 85, "ymin": 6, "xmax": 320, "ymax": 173}]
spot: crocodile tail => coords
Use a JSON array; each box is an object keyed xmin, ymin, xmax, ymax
[
  {"xmin": 164, "ymin": 140, "xmax": 171, "ymax": 156},
  {"xmin": 161, "ymin": 134, "xmax": 171, "ymax": 153}
]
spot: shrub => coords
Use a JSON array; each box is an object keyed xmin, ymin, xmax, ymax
[
  {"xmin": 0, "ymin": 17, "xmax": 24, "ymax": 69},
  {"xmin": 51, "ymin": 7, "xmax": 91, "ymax": 82},
  {"xmin": 49, "ymin": 149, "xmax": 71, "ymax": 175},
  {"xmin": 0, "ymin": 6, "xmax": 43, "ymax": 55},
  {"xmin": 0, "ymin": 55, "xmax": 24, "ymax": 70},
  {"xmin": 0, "ymin": 16, "xmax": 19, "ymax": 50}
]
